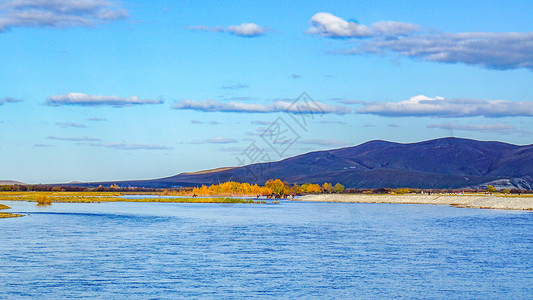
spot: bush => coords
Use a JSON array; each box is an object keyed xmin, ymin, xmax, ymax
[{"xmin": 36, "ymin": 195, "xmax": 52, "ymax": 205}]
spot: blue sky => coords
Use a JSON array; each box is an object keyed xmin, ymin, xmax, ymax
[{"xmin": 1, "ymin": 0, "xmax": 533, "ymax": 183}]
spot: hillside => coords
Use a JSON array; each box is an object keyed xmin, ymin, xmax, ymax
[{"xmin": 74, "ymin": 137, "xmax": 533, "ymax": 189}]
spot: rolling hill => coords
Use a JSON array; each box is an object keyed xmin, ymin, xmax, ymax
[{"xmin": 74, "ymin": 137, "xmax": 533, "ymax": 189}]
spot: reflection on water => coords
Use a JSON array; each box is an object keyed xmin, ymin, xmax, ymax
[{"xmin": 1, "ymin": 200, "xmax": 532, "ymax": 298}]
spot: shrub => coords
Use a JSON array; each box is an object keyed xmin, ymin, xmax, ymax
[{"xmin": 36, "ymin": 195, "xmax": 52, "ymax": 205}]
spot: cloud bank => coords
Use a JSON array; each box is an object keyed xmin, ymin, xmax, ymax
[
  {"xmin": 189, "ymin": 23, "xmax": 268, "ymax": 37},
  {"xmin": 309, "ymin": 12, "xmax": 533, "ymax": 71},
  {"xmin": 0, "ymin": 0, "xmax": 127, "ymax": 32},
  {"xmin": 348, "ymin": 32, "xmax": 533, "ymax": 71},
  {"xmin": 173, "ymin": 99, "xmax": 351, "ymax": 114},
  {"xmin": 46, "ymin": 93, "xmax": 163, "ymax": 107},
  {"xmin": 356, "ymin": 95, "xmax": 533, "ymax": 118}
]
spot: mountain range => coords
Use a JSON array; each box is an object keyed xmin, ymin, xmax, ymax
[{"xmin": 74, "ymin": 137, "xmax": 533, "ymax": 190}]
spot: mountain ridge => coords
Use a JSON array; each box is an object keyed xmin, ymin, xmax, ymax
[{"xmin": 66, "ymin": 137, "xmax": 533, "ymax": 189}]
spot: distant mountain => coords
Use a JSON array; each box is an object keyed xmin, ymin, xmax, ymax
[
  {"xmin": 0, "ymin": 180, "xmax": 26, "ymax": 185},
  {"xmin": 75, "ymin": 137, "xmax": 533, "ymax": 190}
]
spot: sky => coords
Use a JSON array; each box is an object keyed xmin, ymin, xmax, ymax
[{"xmin": 1, "ymin": 0, "xmax": 533, "ymax": 184}]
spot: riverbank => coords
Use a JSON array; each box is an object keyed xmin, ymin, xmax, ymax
[
  {"xmin": 295, "ymin": 194, "xmax": 533, "ymax": 211},
  {"xmin": 0, "ymin": 204, "xmax": 23, "ymax": 218}
]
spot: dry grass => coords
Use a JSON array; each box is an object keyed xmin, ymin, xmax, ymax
[
  {"xmin": 36, "ymin": 195, "xmax": 52, "ymax": 205},
  {"xmin": 0, "ymin": 192, "xmax": 273, "ymax": 204},
  {"xmin": 0, "ymin": 203, "xmax": 23, "ymax": 218},
  {"xmin": 0, "ymin": 212, "xmax": 23, "ymax": 218}
]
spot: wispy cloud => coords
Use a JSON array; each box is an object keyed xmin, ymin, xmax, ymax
[
  {"xmin": 56, "ymin": 121, "xmax": 86, "ymax": 128},
  {"xmin": 291, "ymin": 74, "xmax": 302, "ymax": 79},
  {"xmin": 173, "ymin": 99, "xmax": 351, "ymax": 114},
  {"xmin": 362, "ymin": 124, "xmax": 376, "ymax": 128},
  {"xmin": 34, "ymin": 144, "xmax": 54, "ymax": 147},
  {"xmin": 0, "ymin": 0, "xmax": 127, "ymax": 32},
  {"xmin": 88, "ymin": 117, "xmax": 106, "ymax": 121},
  {"xmin": 356, "ymin": 95, "xmax": 533, "ymax": 118},
  {"xmin": 223, "ymin": 96, "xmax": 257, "ymax": 101},
  {"xmin": 190, "ymin": 120, "xmax": 221, "ymax": 125},
  {"xmin": 89, "ymin": 142, "xmax": 172, "ymax": 150},
  {"xmin": 0, "ymin": 97, "xmax": 22, "ymax": 105},
  {"xmin": 388, "ymin": 123, "xmax": 399, "ymax": 128},
  {"xmin": 191, "ymin": 137, "xmax": 238, "ymax": 144},
  {"xmin": 307, "ymin": 12, "xmax": 419, "ymax": 38},
  {"xmin": 251, "ymin": 120, "xmax": 274, "ymax": 125},
  {"xmin": 46, "ymin": 93, "xmax": 163, "ymax": 107},
  {"xmin": 220, "ymin": 83, "xmax": 249, "ymax": 90},
  {"xmin": 298, "ymin": 139, "xmax": 347, "ymax": 147},
  {"xmin": 317, "ymin": 120, "xmax": 347, "ymax": 125},
  {"xmin": 341, "ymin": 100, "xmax": 364, "ymax": 105},
  {"xmin": 189, "ymin": 23, "xmax": 268, "ymax": 37},
  {"xmin": 48, "ymin": 136, "xmax": 101, "ymax": 142},
  {"xmin": 217, "ymin": 146, "xmax": 245, "ymax": 153},
  {"xmin": 426, "ymin": 123, "xmax": 523, "ymax": 134},
  {"xmin": 309, "ymin": 12, "xmax": 533, "ymax": 71}
]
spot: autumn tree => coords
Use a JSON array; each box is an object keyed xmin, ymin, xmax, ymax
[
  {"xmin": 322, "ymin": 182, "xmax": 334, "ymax": 193},
  {"xmin": 289, "ymin": 183, "xmax": 302, "ymax": 196},
  {"xmin": 486, "ymin": 185, "xmax": 497, "ymax": 194},
  {"xmin": 265, "ymin": 179, "xmax": 289, "ymax": 197},
  {"xmin": 306, "ymin": 184, "xmax": 322, "ymax": 194}
]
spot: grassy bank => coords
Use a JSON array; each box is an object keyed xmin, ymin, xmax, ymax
[
  {"xmin": 0, "ymin": 203, "xmax": 23, "ymax": 218},
  {"xmin": 0, "ymin": 192, "xmax": 273, "ymax": 204}
]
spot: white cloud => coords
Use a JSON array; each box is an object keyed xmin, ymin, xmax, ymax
[
  {"xmin": 173, "ymin": 99, "xmax": 351, "ymax": 114},
  {"xmin": 356, "ymin": 95, "xmax": 533, "ymax": 118},
  {"xmin": 46, "ymin": 93, "xmax": 163, "ymax": 107},
  {"xmin": 227, "ymin": 23, "xmax": 266, "ymax": 37},
  {"xmin": 0, "ymin": 97, "xmax": 22, "ymax": 105},
  {"xmin": 307, "ymin": 12, "xmax": 419, "ymax": 38},
  {"xmin": 189, "ymin": 22, "xmax": 268, "ymax": 37},
  {"xmin": 0, "ymin": 0, "xmax": 127, "ymax": 32},
  {"xmin": 309, "ymin": 12, "xmax": 533, "ymax": 71}
]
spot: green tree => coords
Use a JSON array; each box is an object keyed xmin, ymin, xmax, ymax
[{"xmin": 334, "ymin": 183, "xmax": 345, "ymax": 193}]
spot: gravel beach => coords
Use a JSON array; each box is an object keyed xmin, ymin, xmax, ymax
[{"xmin": 295, "ymin": 194, "xmax": 533, "ymax": 211}]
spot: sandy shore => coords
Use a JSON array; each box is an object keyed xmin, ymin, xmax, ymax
[{"xmin": 295, "ymin": 194, "xmax": 533, "ymax": 211}]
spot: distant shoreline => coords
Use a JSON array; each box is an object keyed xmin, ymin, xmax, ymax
[{"xmin": 295, "ymin": 194, "xmax": 533, "ymax": 211}]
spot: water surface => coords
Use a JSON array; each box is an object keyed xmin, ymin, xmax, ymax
[{"xmin": 1, "ymin": 200, "xmax": 532, "ymax": 299}]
